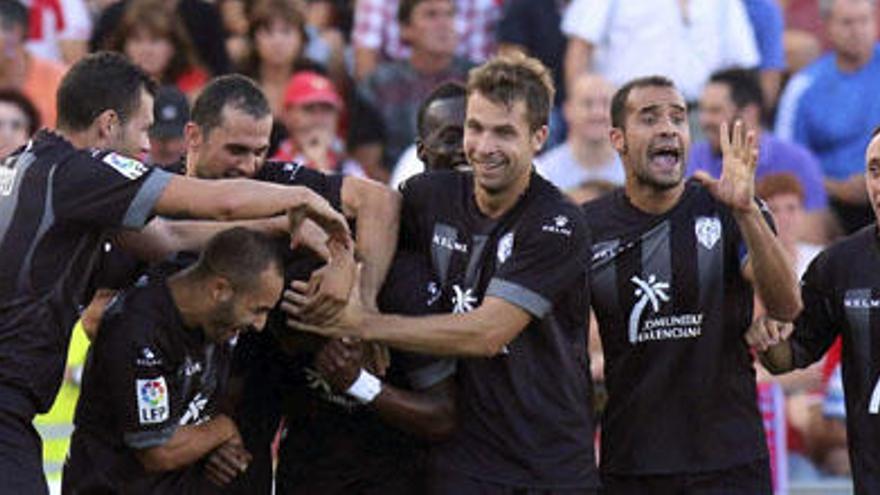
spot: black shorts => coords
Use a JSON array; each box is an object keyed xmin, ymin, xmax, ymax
[
  {"xmin": 0, "ymin": 384, "xmax": 47, "ymax": 495},
  {"xmin": 427, "ymin": 464, "xmax": 598, "ymax": 495},
  {"xmin": 600, "ymin": 458, "xmax": 772, "ymax": 495}
]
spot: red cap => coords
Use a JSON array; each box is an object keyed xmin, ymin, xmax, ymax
[{"xmin": 283, "ymin": 71, "xmax": 343, "ymax": 110}]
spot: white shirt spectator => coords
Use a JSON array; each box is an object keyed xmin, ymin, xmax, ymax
[
  {"xmin": 536, "ymin": 142, "xmax": 625, "ymax": 191},
  {"xmin": 390, "ymin": 144, "xmax": 424, "ymax": 190},
  {"xmin": 353, "ymin": 0, "xmax": 500, "ymax": 64},
  {"xmin": 561, "ymin": 0, "xmax": 759, "ymax": 101},
  {"xmin": 24, "ymin": 0, "xmax": 92, "ymax": 62}
]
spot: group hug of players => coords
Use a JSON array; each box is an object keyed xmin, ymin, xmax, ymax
[{"xmin": 1, "ymin": 49, "xmax": 879, "ymax": 495}]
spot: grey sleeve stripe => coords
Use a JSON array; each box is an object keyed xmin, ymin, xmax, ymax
[
  {"xmin": 407, "ymin": 359, "xmax": 457, "ymax": 390},
  {"xmin": 486, "ymin": 278, "xmax": 551, "ymax": 318},
  {"xmin": 122, "ymin": 169, "xmax": 173, "ymax": 229},
  {"xmin": 123, "ymin": 424, "xmax": 177, "ymax": 449}
]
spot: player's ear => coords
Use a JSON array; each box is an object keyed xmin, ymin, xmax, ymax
[
  {"xmin": 609, "ymin": 126, "xmax": 626, "ymax": 153},
  {"xmin": 94, "ymin": 110, "xmax": 118, "ymax": 142},
  {"xmin": 211, "ymin": 276, "xmax": 234, "ymax": 304},
  {"xmin": 184, "ymin": 122, "xmax": 202, "ymax": 153},
  {"xmin": 530, "ymin": 125, "xmax": 548, "ymax": 154}
]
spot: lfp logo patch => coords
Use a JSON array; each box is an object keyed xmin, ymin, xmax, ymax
[{"xmin": 137, "ymin": 377, "xmax": 169, "ymax": 424}]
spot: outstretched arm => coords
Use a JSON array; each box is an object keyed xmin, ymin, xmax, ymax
[{"xmin": 693, "ymin": 120, "xmax": 802, "ymax": 321}]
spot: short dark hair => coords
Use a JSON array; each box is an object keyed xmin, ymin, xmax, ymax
[
  {"xmin": 467, "ymin": 52, "xmax": 555, "ymax": 131},
  {"xmin": 417, "ymin": 81, "xmax": 466, "ymax": 137},
  {"xmin": 0, "ymin": 0, "xmax": 27, "ymax": 35},
  {"xmin": 191, "ymin": 74, "xmax": 271, "ymax": 136},
  {"xmin": 0, "ymin": 89, "xmax": 40, "ymax": 136},
  {"xmin": 398, "ymin": 0, "xmax": 452, "ymax": 25},
  {"xmin": 194, "ymin": 227, "xmax": 284, "ymax": 291},
  {"xmin": 708, "ymin": 68, "xmax": 764, "ymax": 111},
  {"xmin": 610, "ymin": 75, "xmax": 676, "ymax": 129},
  {"xmin": 56, "ymin": 52, "xmax": 157, "ymax": 132},
  {"xmin": 871, "ymin": 123, "xmax": 880, "ymax": 138}
]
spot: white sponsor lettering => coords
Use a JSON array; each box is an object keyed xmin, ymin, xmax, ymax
[{"xmin": 432, "ymin": 234, "xmax": 468, "ymax": 253}]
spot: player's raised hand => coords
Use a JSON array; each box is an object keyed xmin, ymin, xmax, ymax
[
  {"xmin": 745, "ymin": 316, "xmax": 793, "ymax": 352},
  {"xmin": 692, "ymin": 120, "xmax": 759, "ymax": 214}
]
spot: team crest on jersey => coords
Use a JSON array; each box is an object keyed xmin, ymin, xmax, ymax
[
  {"xmin": 102, "ymin": 152, "xmax": 149, "ymax": 180},
  {"xmin": 137, "ymin": 377, "xmax": 169, "ymax": 424},
  {"xmin": 497, "ymin": 232, "xmax": 514, "ymax": 264},
  {"xmin": 695, "ymin": 216, "xmax": 722, "ymax": 250}
]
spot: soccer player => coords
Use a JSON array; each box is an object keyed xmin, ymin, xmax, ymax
[
  {"xmin": 746, "ymin": 126, "xmax": 880, "ymax": 495},
  {"xmin": 0, "ymin": 52, "xmax": 348, "ymax": 493},
  {"xmin": 273, "ymin": 251, "xmax": 457, "ymax": 494},
  {"xmin": 63, "ymin": 228, "xmax": 284, "ymax": 493},
  {"xmin": 287, "ymin": 53, "xmax": 599, "ymax": 493},
  {"xmin": 581, "ymin": 76, "xmax": 801, "ymax": 494},
  {"xmin": 165, "ymin": 74, "xmax": 401, "ymax": 494}
]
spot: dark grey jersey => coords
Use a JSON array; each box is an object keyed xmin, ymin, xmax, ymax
[{"xmin": 400, "ymin": 170, "xmax": 598, "ymax": 489}]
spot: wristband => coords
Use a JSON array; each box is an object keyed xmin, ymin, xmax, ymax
[{"xmin": 345, "ymin": 369, "xmax": 382, "ymax": 404}]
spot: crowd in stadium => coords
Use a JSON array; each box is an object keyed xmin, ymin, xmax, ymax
[{"xmin": 0, "ymin": 0, "xmax": 879, "ymax": 494}]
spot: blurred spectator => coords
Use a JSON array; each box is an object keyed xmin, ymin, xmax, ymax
[
  {"xmin": 496, "ymin": 0, "xmax": 568, "ymax": 147},
  {"xmin": 274, "ymin": 71, "xmax": 364, "ymax": 176},
  {"xmin": 390, "ymin": 80, "xmax": 467, "ymax": 188},
  {"xmin": 148, "ymin": 85, "xmax": 189, "ymax": 166},
  {"xmin": 301, "ymin": 0, "xmax": 347, "ymax": 85},
  {"xmin": 567, "ymin": 178, "xmax": 617, "ymax": 205},
  {"xmin": 562, "ymin": 0, "xmax": 759, "ymax": 104},
  {"xmin": 801, "ymin": 363, "xmax": 851, "ymax": 478},
  {"xmin": 536, "ymin": 73, "xmax": 624, "ymax": 192},
  {"xmin": 351, "ymin": 0, "xmax": 498, "ymax": 81},
  {"xmin": 243, "ymin": 0, "xmax": 320, "ymax": 118},
  {"xmin": 25, "ymin": 0, "xmax": 92, "ymax": 64},
  {"xmin": 0, "ymin": 88, "xmax": 39, "ymax": 158},
  {"xmin": 217, "ymin": 0, "xmax": 250, "ymax": 68},
  {"xmin": 690, "ymin": 69, "xmax": 831, "ymax": 243},
  {"xmin": 756, "ymin": 173, "xmax": 824, "ymax": 278},
  {"xmin": 354, "ymin": 0, "xmax": 472, "ymax": 181},
  {"xmin": 776, "ymin": 0, "xmax": 879, "ymax": 236},
  {"xmin": 742, "ymin": 0, "xmax": 786, "ymax": 115},
  {"xmin": 784, "ymin": 29, "xmax": 823, "ymax": 75},
  {"xmin": 105, "ymin": 0, "xmax": 208, "ymax": 99},
  {"xmin": 89, "ymin": 0, "xmax": 230, "ymax": 76},
  {"xmin": 0, "ymin": 0, "xmax": 66, "ymax": 127}
]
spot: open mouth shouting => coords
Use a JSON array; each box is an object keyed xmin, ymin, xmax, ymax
[{"xmin": 647, "ymin": 143, "xmax": 682, "ymax": 174}]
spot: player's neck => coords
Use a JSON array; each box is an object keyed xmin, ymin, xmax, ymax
[
  {"xmin": 55, "ymin": 127, "xmax": 101, "ymax": 151},
  {"xmin": 474, "ymin": 171, "xmax": 531, "ymax": 219},
  {"xmin": 625, "ymin": 178, "xmax": 685, "ymax": 215},
  {"xmin": 167, "ymin": 273, "xmax": 210, "ymax": 331}
]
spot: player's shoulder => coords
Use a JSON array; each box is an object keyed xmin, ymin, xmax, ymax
[
  {"xmin": 814, "ymin": 225, "xmax": 877, "ymax": 271},
  {"xmin": 399, "ymin": 169, "xmax": 467, "ymax": 199},
  {"xmin": 100, "ymin": 281, "xmax": 175, "ymax": 346}
]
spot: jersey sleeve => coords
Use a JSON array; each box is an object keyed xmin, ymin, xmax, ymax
[
  {"xmin": 53, "ymin": 151, "xmax": 172, "ymax": 229},
  {"xmin": 790, "ymin": 252, "xmax": 840, "ymax": 368},
  {"xmin": 486, "ymin": 203, "xmax": 590, "ymax": 319},
  {"xmin": 97, "ymin": 308, "xmax": 182, "ymax": 450}
]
